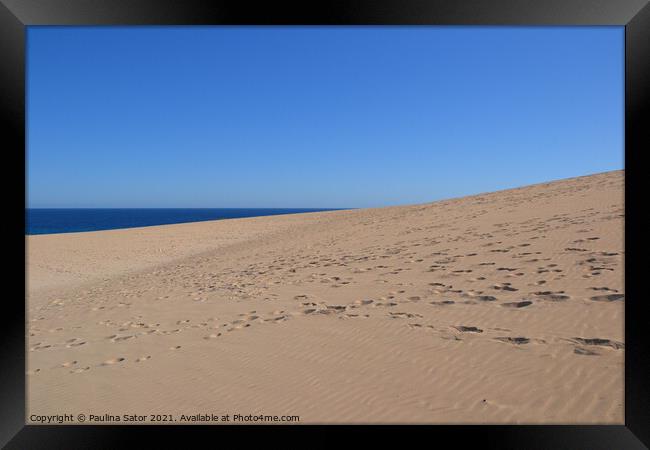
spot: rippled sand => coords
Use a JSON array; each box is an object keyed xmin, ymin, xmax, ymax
[{"xmin": 27, "ymin": 171, "xmax": 624, "ymax": 424}]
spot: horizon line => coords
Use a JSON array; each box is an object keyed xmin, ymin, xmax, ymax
[{"xmin": 25, "ymin": 168, "xmax": 624, "ymax": 211}]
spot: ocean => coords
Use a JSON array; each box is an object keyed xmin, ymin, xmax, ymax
[{"xmin": 26, "ymin": 208, "xmax": 341, "ymax": 235}]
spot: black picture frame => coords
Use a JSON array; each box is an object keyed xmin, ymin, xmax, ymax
[{"xmin": 2, "ymin": 1, "xmax": 648, "ymax": 448}]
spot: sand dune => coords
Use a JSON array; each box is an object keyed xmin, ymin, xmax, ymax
[{"xmin": 26, "ymin": 171, "xmax": 624, "ymax": 424}]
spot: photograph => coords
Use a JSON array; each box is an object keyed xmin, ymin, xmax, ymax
[{"xmin": 24, "ymin": 25, "xmax": 627, "ymax": 426}]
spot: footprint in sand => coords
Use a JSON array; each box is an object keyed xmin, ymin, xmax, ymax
[
  {"xmin": 389, "ymin": 312, "xmax": 423, "ymax": 319},
  {"xmin": 101, "ymin": 357, "xmax": 125, "ymax": 366},
  {"xmin": 265, "ymin": 315, "xmax": 288, "ymax": 323},
  {"xmin": 495, "ymin": 337, "xmax": 530, "ymax": 345},
  {"xmin": 29, "ymin": 343, "xmax": 52, "ymax": 351},
  {"xmin": 326, "ymin": 305, "xmax": 347, "ymax": 312},
  {"xmin": 354, "ymin": 299, "xmax": 374, "ymax": 306},
  {"xmin": 589, "ymin": 294, "xmax": 624, "ymax": 302},
  {"xmin": 430, "ymin": 300, "xmax": 455, "ymax": 306},
  {"xmin": 574, "ymin": 347, "xmax": 600, "ymax": 356},
  {"xmin": 534, "ymin": 291, "xmax": 570, "ymax": 301},
  {"xmin": 453, "ymin": 326, "xmax": 483, "ymax": 333},
  {"xmin": 343, "ymin": 313, "xmax": 369, "ymax": 319},
  {"xmin": 492, "ymin": 283, "xmax": 518, "ymax": 292},
  {"xmin": 501, "ymin": 300, "xmax": 533, "ymax": 308},
  {"xmin": 571, "ymin": 337, "xmax": 624, "ymax": 350}
]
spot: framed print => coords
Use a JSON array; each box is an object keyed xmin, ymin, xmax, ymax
[{"xmin": 1, "ymin": 0, "xmax": 648, "ymax": 448}]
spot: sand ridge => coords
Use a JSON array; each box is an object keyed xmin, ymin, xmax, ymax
[{"xmin": 27, "ymin": 170, "xmax": 624, "ymax": 424}]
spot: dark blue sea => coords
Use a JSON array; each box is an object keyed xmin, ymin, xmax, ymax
[{"xmin": 26, "ymin": 208, "xmax": 341, "ymax": 235}]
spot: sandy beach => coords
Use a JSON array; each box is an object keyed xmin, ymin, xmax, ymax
[{"xmin": 26, "ymin": 170, "xmax": 624, "ymax": 424}]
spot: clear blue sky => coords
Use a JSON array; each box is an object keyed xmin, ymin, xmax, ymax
[{"xmin": 27, "ymin": 26, "xmax": 623, "ymax": 208}]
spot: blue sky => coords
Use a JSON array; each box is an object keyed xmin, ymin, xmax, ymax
[{"xmin": 27, "ymin": 26, "xmax": 623, "ymax": 208}]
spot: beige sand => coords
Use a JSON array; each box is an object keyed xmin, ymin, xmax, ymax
[{"xmin": 26, "ymin": 171, "xmax": 624, "ymax": 424}]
